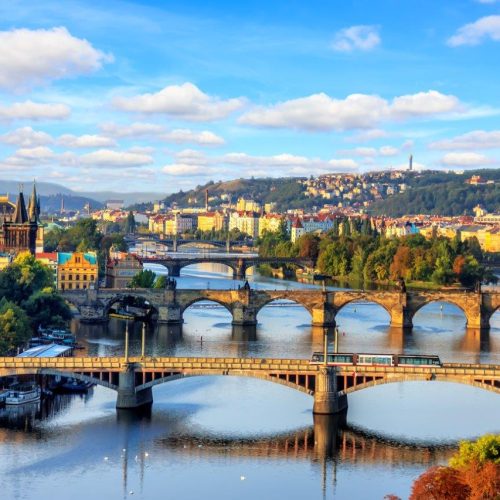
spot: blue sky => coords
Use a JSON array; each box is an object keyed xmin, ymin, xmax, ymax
[{"xmin": 0, "ymin": 0, "xmax": 499, "ymax": 193}]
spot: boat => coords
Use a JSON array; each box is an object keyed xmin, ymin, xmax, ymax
[
  {"xmin": 5, "ymin": 383, "xmax": 41, "ymax": 405},
  {"xmin": 58, "ymin": 378, "xmax": 94, "ymax": 393},
  {"xmin": 38, "ymin": 327, "xmax": 77, "ymax": 346}
]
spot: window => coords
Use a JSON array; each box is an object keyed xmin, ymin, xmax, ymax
[
  {"xmin": 75, "ymin": 275, "xmax": 79, "ymax": 281},
  {"xmin": 90, "ymin": 275, "xmax": 95, "ymax": 281},
  {"xmin": 68, "ymin": 283, "xmax": 72, "ymax": 289},
  {"xmin": 83, "ymin": 275, "xmax": 86, "ymax": 281},
  {"xmin": 76, "ymin": 284, "xmax": 80, "ymax": 289},
  {"xmin": 69, "ymin": 274, "xmax": 73, "ymax": 281}
]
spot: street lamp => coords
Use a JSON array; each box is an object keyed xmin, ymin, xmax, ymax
[
  {"xmin": 124, "ymin": 322, "xmax": 129, "ymax": 363},
  {"xmin": 323, "ymin": 327, "xmax": 328, "ymax": 366},
  {"xmin": 141, "ymin": 322, "xmax": 146, "ymax": 359}
]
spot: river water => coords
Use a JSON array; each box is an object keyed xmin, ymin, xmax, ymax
[{"xmin": 1, "ymin": 260, "xmax": 499, "ymax": 500}]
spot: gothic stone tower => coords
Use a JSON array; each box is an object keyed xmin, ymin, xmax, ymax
[{"xmin": 0, "ymin": 184, "xmax": 39, "ymax": 255}]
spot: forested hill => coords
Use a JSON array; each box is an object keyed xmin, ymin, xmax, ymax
[
  {"xmin": 161, "ymin": 177, "xmax": 314, "ymax": 211},
  {"xmin": 370, "ymin": 169, "xmax": 500, "ymax": 216}
]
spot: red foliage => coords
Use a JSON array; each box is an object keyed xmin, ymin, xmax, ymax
[
  {"xmin": 410, "ymin": 466, "xmax": 470, "ymax": 500},
  {"xmin": 462, "ymin": 461, "xmax": 500, "ymax": 500}
]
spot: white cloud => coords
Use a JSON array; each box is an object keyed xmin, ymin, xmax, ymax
[
  {"xmin": 448, "ymin": 15, "xmax": 500, "ymax": 46},
  {"xmin": 3, "ymin": 146, "xmax": 56, "ymax": 167},
  {"xmin": 347, "ymin": 129, "xmax": 389, "ymax": 143},
  {"xmin": 0, "ymin": 27, "xmax": 112, "ymax": 91},
  {"xmin": 161, "ymin": 129, "xmax": 225, "ymax": 145},
  {"xmin": 239, "ymin": 93, "xmax": 389, "ymax": 131},
  {"xmin": 379, "ymin": 146, "xmax": 399, "ymax": 156},
  {"xmin": 429, "ymin": 130, "xmax": 500, "ymax": 150},
  {"xmin": 113, "ymin": 82, "xmax": 245, "ymax": 121},
  {"xmin": 440, "ymin": 152, "xmax": 494, "ymax": 166},
  {"xmin": 391, "ymin": 90, "xmax": 461, "ymax": 117},
  {"xmin": 0, "ymin": 126, "xmax": 53, "ymax": 147},
  {"xmin": 339, "ymin": 145, "xmax": 400, "ymax": 157},
  {"xmin": 0, "ymin": 100, "xmax": 71, "ymax": 121},
  {"xmin": 239, "ymin": 90, "xmax": 462, "ymax": 131},
  {"xmin": 162, "ymin": 164, "xmax": 209, "ymax": 176},
  {"xmin": 58, "ymin": 134, "xmax": 117, "ymax": 148},
  {"xmin": 331, "ymin": 25, "xmax": 380, "ymax": 52},
  {"xmin": 79, "ymin": 149, "xmax": 153, "ymax": 167},
  {"xmin": 100, "ymin": 122, "xmax": 164, "ymax": 138}
]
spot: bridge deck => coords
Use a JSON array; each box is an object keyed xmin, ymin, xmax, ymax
[{"xmin": 0, "ymin": 356, "xmax": 498, "ymax": 377}]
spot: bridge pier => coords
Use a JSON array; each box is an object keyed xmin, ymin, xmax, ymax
[
  {"xmin": 116, "ymin": 367, "xmax": 153, "ymax": 409},
  {"xmin": 313, "ymin": 367, "xmax": 348, "ymax": 415},
  {"xmin": 157, "ymin": 304, "xmax": 183, "ymax": 324},
  {"xmin": 168, "ymin": 264, "xmax": 181, "ymax": 277},
  {"xmin": 389, "ymin": 305, "xmax": 413, "ymax": 329},
  {"xmin": 231, "ymin": 304, "xmax": 257, "ymax": 326},
  {"xmin": 311, "ymin": 304, "xmax": 336, "ymax": 327}
]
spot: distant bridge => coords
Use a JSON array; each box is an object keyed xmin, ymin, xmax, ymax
[
  {"xmin": 158, "ymin": 238, "xmax": 252, "ymax": 252},
  {"xmin": 1, "ymin": 356, "xmax": 498, "ymax": 410},
  {"xmin": 62, "ymin": 287, "xmax": 500, "ymax": 330},
  {"xmin": 139, "ymin": 256, "xmax": 314, "ymax": 279}
]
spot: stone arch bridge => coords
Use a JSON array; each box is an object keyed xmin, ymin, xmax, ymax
[
  {"xmin": 140, "ymin": 256, "xmax": 313, "ymax": 279},
  {"xmin": 62, "ymin": 287, "xmax": 500, "ymax": 330},
  {"xmin": 1, "ymin": 356, "xmax": 498, "ymax": 411}
]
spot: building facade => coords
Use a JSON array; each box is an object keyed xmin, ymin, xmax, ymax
[
  {"xmin": 56, "ymin": 252, "xmax": 98, "ymax": 290},
  {"xmin": 105, "ymin": 253, "xmax": 143, "ymax": 288}
]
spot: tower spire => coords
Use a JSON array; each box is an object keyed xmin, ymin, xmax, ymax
[
  {"xmin": 28, "ymin": 180, "xmax": 39, "ymax": 223},
  {"xmin": 13, "ymin": 188, "xmax": 28, "ymax": 224}
]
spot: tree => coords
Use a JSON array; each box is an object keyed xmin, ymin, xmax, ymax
[
  {"xmin": 154, "ymin": 275, "xmax": 167, "ymax": 289},
  {"xmin": 24, "ymin": 289, "xmax": 72, "ymax": 330},
  {"xmin": 129, "ymin": 270, "xmax": 156, "ymax": 288},
  {"xmin": 410, "ymin": 466, "xmax": 470, "ymax": 500},
  {"xmin": 296, "ymin": 233, "xmax": 320, "ymax": 261},
  {"xmin": 450, "ymin": 434, "xmax": 500, "ymax": 468},
  {"xmin": 0, "ymin": 298, "xmax": 31, "ymax": 355}
]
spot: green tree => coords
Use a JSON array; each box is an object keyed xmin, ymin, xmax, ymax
[
  {"xmin": 24, "ymin": 289, "xmax": 72, "ymax": 330},
  {"xmin": 154, "ymin": 275, "xmax": 167, "ymax": 289},
  {"xmin": 449, "ymin": 434, "xmax": 500, "ymax": 468},
  {"xmin": 129, "ymin": 269, "xmax": 156, "ymax": 288},
  {"xmin": 0, "ymin": 298, "xmax": 32, "ymax": 355}
]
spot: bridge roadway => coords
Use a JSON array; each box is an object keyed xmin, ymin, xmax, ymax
[
  {"xmin": 139, "ymin": 255, "xmax": 313, "ymax": 279},
  {"xmin": 1, "ymin": 356, "xmax": 498, "ymax": 411},
  {"xmin": 63, "ymin": 287, "xmax": 500, "ymax": 330}
]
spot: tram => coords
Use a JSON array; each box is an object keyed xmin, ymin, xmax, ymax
[{"xmin": 310, "ymin": 352, "xmax": 441, "ymax": 367}]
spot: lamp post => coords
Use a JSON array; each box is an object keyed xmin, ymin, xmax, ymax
[
  {"xmin": 141, "ymin": 322, "xmax": 146, "ymax": 359},
  {"xmin": 334, "ymin": 326, "xmax": 339, "ymax": 354},
  {"xmin": 124, "ymin": 322, "xmax": 130, "ymax": 363},
  {"xmin": 323, "ymin": 327, "xmax": 328, "ymax": 366}
]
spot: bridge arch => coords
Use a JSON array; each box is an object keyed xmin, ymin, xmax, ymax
[
  {"xmin": 334, "ymin": 297, "xmax": 393, "ymax": 322},
  {"xmin": 178, "ymin": 260, "xmax": 238, "ymax": 277},
  {"xmin": 255, "ymin": 295, "xmax": 315, "ymax": 317},
  {"xmin": 410, "ymin": 299, "xmax": 469, "ymax": 328},
  {"xmin": 176, "ymin": 241, "xmax": 225, "ymax": 250},
  {"xmin": 180, "ymin": 296, "xmax": 234, "ymax": 316},
  {"xmin": 342, "ymin": 376, "xmax": 500, "ymax": 395},
  {"xmin": 103, "ymin": 293, "xmax": 160, "ymax": 318},
  {"xmin": 135, "ymin": 372, "xmax": 314, "ymax": 396}
]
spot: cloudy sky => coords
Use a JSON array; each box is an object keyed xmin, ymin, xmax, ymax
[{"xmin": 0, "ymin": 0, "xmax": 499, "ymax": 193}]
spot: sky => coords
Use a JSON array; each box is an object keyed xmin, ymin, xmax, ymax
[{"xmin": 0, "ymin": 0, "xmax": 499, "ymax": 193}]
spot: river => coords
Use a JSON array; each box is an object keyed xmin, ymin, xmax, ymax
[{"xmin": 1, "ymin": 260, "xmax": 499, "ymax": 500}]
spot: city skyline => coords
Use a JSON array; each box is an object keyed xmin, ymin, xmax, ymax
[{"xmin": 0, "ymin": 0, "xmax": 500, "ymax": 192}]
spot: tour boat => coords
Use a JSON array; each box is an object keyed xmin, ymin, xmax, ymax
[{"xmin": 5, "ymin": 384, "xmax": 41, "ymax": 405}]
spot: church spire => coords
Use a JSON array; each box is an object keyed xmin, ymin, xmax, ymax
[
  {"xmin": 13, "ymin": 187, "xmax": 28, "ymax": 224},
  {"xmin": 28, "ymin": 180, "xmax": 39, "ymax": 223}
]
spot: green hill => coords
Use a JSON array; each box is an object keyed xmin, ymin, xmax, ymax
[{"xmin": 370, "ymin": 169, "xmax": 500, "ymax": 216}]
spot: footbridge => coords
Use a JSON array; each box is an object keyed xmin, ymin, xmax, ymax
[
  {"xmin": 62, "ymin": 287, "xmax": 500, "ymax": 330},
  {"xmin": 140, "ymin": 256, "xmax": 313, "ymax": 279},
  {"xmin": 1, "ymin": 356, "xmax": 498, "ymax": 410}
]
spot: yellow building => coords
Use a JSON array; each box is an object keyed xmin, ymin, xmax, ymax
[
  {"xmin": 0, "ymin": 253, "xmax": 12, "ymax": 271},
  {"xmin": 236, "ymin": 197, "xmax": 261, "ymax": 212},
  {"xmin": 229, "ymin": 211, "xmax": 259, "ymax": 238},
  {"xmin": 258, "ymin": 213, "xmax": 283, "ymax": 237},
  {"xmin": 57, "ymin": 252, "xmax": 98, "ymax": 290},
  {"xmin": 197, "ymin": 212, "xmax": 226, "ymax": 232}
]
